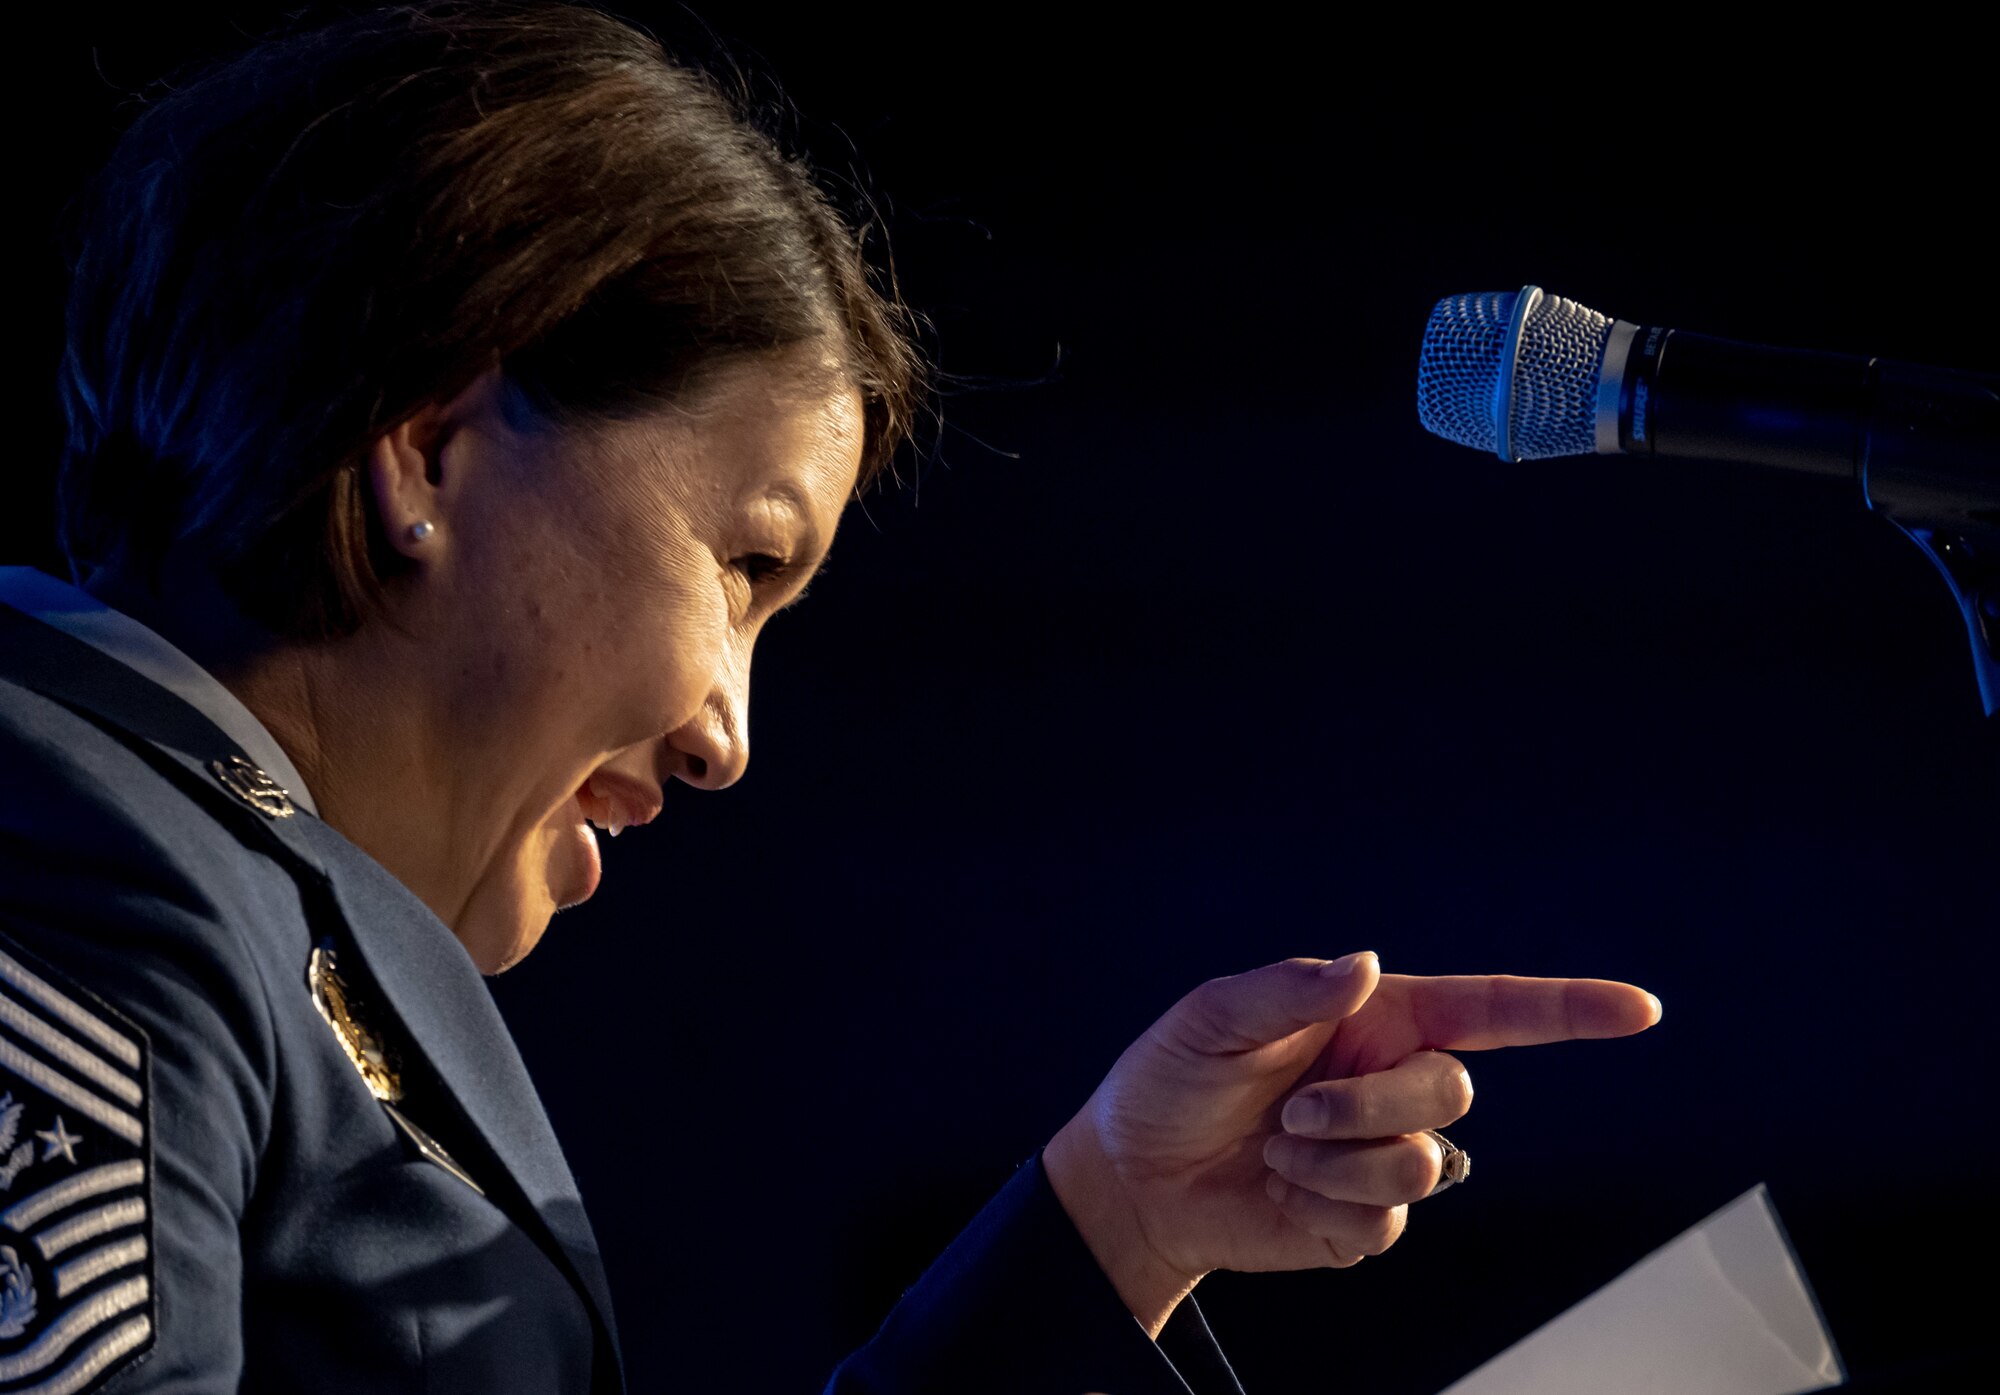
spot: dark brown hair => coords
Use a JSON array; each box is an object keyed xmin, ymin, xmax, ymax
[{"xmin": 58, "ymin": 0, "xmax": 925, "ymax": 639}]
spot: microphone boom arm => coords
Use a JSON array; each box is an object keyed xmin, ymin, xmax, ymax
[
  {"xmin": 1859, "ymin": 359, "xmax": 2000, "ymax": 718},
  {"xmin": 1891, "ymin": 524, "xmax": 1999, "ymax": 717}
]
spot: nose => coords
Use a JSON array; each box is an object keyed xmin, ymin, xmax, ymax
[{"xmin": 664, "ymin": 657, "xmax": 749, "ymax": 791}]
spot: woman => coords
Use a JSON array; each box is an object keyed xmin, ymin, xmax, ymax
[{"xmin": 0, "ymin": 3, "xmax": 1661, "ymax": 1391}]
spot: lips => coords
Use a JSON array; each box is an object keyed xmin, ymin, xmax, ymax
[
  {"xmin": 553, "ymin": 771, "xmax": 662, "ymax": 910},
  {"xmin": 575, "ymin": 771, "xmax": 664, "ymax": 840},
  {"xmin": 555, "ymin": 792, "xmax": 602, "ymax": 910}
]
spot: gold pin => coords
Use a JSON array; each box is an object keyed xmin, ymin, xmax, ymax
[
  {"xmin": 308, "ymin": 945, "xmax": 402, "ymax": 1103},
  {"xmin": 210, "ymin": 755, "xmax": 296, "ymax": 819},
  {"xmin": 307, "ymin": 946, "xmax": 483, "ymax": 1194},
  {"xmin": 383, "ymin": 1103, "xmax": 485, "ymax": 1196}
]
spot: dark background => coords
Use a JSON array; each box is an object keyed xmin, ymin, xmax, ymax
[{"xmin": 21, "ymin": 8, "xmax": 1997, "ymax": 1392}]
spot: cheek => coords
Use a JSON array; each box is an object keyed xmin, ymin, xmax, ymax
[
  {"xmin": 451, "ymin": 567, "xmax": 609, "ymax": 713},
  {"xmin": 602, "ymin": 578, "xmax": 733, "ymax": 737},
  {"xmin": 488, "ymin": 583, "xmax": 708, "ymax": 742}
]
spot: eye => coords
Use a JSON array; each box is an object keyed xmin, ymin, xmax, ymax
[{"xmin": 734, "ymin": 552, "xmax": 792, "ymax": 586}]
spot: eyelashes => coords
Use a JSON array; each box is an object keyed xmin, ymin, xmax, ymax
[
  {"xmin": 735, "ymin": 552, "xmax": 792, "ymax": 585},
  {"xmin": 734, "ymin": 551, "xmax": 824, "ymax": 612}
]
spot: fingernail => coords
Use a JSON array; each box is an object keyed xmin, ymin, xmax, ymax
[
  {"xmin": 1320, "ymin": 951, "xmax": 1375, "ymax": 979},
  {"xmin": 1647, "ymin": 993, "xmax": 1664, "ymax": 1024},
  {"xmin": 1281, "ymin": 1094, "xmax": 1325, "ymax": 1135}
]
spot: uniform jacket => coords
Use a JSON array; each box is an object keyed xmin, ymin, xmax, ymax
[{"xmin": 0, "ymin": 583, "xmax": 1243, "ymax": 1394}]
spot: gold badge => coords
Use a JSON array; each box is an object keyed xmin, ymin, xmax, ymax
[
  {"xmin": 210, "ymin": 755, "xmax": 297, "ymax": 819},
  {"xmin": 306, "ymin": 945, "xmax": 483, "ymax": 1195},
  {"xmin": 308, "ymin": 945, "xmax": 402, "ymax": 1102}
]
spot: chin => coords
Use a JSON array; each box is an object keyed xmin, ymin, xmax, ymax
[
  {"xmin": 455, "ymin": 902, "xmax": 551, "ymax": 975},
  {"xmin": 455, "ymin": 858, "xmax": 558, "ymax": 974},
  {"xmin": 454, "ymin": 808, "xmax": 592, "ymax": 974}
]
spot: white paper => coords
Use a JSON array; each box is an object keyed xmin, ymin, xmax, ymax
[{"xmin": 1438, "ymin": 1184, "xmax": 1844, "ymax": 1395}]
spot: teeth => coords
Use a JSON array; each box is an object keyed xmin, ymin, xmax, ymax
[{"xmin": 579, "ymin": 779, "xmax": 639, "ymax": 838}]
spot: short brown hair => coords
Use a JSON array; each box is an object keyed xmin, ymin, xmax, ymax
[{"xmin": 58, "ymin": 0, "xmax": 925, "ymax": 639}]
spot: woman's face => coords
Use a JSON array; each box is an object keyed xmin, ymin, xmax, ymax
[{"xmin": 385, "ymin": 353, "xmax": 865, "ymax": 972}]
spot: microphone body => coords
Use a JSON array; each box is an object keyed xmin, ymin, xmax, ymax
[{"xmin": 1612, "ymin": 325, "xmax": 1999, "ymax": 537}]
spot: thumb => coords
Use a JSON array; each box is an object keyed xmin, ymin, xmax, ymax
[{"xmin": 1168, "ymin": 952, "xmax": 1380, "ymax": 1054}]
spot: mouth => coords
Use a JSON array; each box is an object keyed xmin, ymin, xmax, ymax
[
  {"xmin": 575, "ymin": 771, "xmax": 665, "ymax": 839},
  {"xmin": 552, "ymin": 771, "xmax": 664, "ymax": 911}
]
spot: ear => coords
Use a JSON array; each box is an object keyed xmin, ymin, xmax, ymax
[{"xmin": 366, "ymin": 366, "xmax": 507, "ymax": 561}]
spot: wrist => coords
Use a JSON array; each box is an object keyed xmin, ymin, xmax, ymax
[{"xmin": 1043, "ymin": 1105, "xmax": 1199, "ymax": 1340}]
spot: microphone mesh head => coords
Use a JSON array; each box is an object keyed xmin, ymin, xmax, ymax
[
  {"xmin": 1416, "ymin": 292, "xmax": 1514, "ymax": 455},
  {"xmin": 1418, "ymin": 290, "xmax": 1616, "ymax": 460}
]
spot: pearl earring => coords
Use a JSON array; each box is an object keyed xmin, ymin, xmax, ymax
[{"xmin": 408, "ymin": 520, "xmax": 436, "ymax": 543}]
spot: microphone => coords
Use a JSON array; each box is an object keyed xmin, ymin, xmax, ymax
[
  {"xmin": 1417, "ymin": 286, "xmax": 1998, "ymax": 531},
  {"xmin": 1416, "ymin": 286, "xmax": 2000, "ymax": 715}
]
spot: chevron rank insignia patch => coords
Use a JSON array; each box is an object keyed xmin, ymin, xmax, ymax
[{"xmin": 0, "ymin": 939, "xmax": 154, "ymax": 1394}]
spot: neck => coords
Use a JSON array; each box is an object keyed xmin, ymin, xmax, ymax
[{"xmin": 85, "ymin": 561, "xmax": 491, "ymax": 932}]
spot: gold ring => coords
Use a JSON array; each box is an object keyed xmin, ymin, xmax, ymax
[{"xmin": 1426, "ymin": 1130, "xmax": 1470, "ymax": 1196}]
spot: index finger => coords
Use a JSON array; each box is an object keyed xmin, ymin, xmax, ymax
[{"xmin": 1386, "ymin": 974, "xmax": 1663, "ymax": 1052}]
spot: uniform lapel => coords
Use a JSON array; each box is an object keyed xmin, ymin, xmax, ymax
[
  {"xmin": 0, "ymin": 601, "xmax": 624, "ymax": 1384},
  {"xmin": 293, "ymin": 815, "xmax": 624, "ymax": 1376}
]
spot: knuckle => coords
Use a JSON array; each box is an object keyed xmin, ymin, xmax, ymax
[
  {"xmin": 1439, "ymin": 1064, "xmax": 1474, "ymax": 1122},
  {"xmin": 1178, "ymin": 980, "xmax": 1233, "ymax": 1039},
  {"xmin": 1317, "ymin": 1237, "xmax": 1362, "ymax": 1269},
  {"xmin": 1263, "ymin": 1133, "xmax": 1298, "ymax": 1176},
  {"xmin": 1379, "ymin": 1204, "xmax": 1410, "ymax": 1252},
  {"xmin": 1184, "ymin": 977, "xmax": 1226, "ymax": 1017},
  {"xmin": 1396, "ymin": 1135, "xmax": 1443, "ymax": 1199},
  {"xmin": 1283, "ymin": 1089, "xmax": 1330, "ymax": 1137},
  {"xmin": 1321, "ymin": 1085, "xmax": 1365, "ymax": 1136},
  {"xmin": 1358, "ymin": 1205, "xmax": 1402, "ymax": 1255}
]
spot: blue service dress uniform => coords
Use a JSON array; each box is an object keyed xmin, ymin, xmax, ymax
[{"xmin": 0, "ymin": 570, "xmax": 1243, "ymax": 1394}]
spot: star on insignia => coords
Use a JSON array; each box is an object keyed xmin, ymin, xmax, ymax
[{"xmin": 36, "ymin": 1117, "xmax": 82, "ymax": 1165}]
